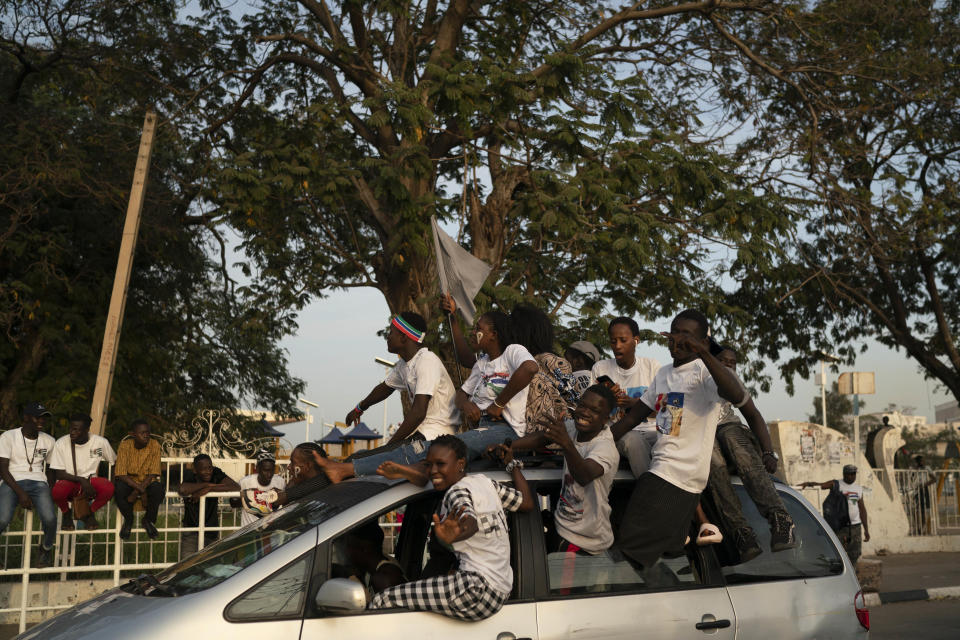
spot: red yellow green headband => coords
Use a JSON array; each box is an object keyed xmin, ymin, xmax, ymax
[{"xmin": 392, "ymin": 315, "xmax": 425, "ymax": 343}]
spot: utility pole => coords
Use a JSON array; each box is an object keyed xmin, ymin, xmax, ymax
[{"xmin": 90, "ymin": 111, "xmax": 157, "ymax": 436}]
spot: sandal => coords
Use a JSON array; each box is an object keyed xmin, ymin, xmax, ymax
[{"xmin": 697, "ymin": 522, "xmax": 723, "ymax": 545}]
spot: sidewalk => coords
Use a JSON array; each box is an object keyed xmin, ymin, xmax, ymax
[{"xmin": 863, "ymin": 552, "xmax": 960, "ymax": 606}]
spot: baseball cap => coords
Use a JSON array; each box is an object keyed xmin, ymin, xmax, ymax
[
  {"xmin": 23, "ymin": 402, "xmax": 52, "ymax": 417},
  {"xmin": 843, "ymin": 464, "xmax": 857, "ymax": 474},
  {"xmin": 568, "ymin": 340, "xmax": 601, "ymax": 366}
]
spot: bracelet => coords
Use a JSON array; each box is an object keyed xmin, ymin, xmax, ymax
[
  {"xmin": 355, "ymin": 404, "xmax": 364, "ymax": 415},
  {"xmin": 493, "ymin": 398, "xmax": 506, "ymax": 409},
  {"xmin": 505, "ymin": 459, "xmax": 524, "ymax": 472}
]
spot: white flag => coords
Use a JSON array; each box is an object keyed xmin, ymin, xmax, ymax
[{"xmin": 430, "ymin": 216, "xmax": 492, "ymax": 325}]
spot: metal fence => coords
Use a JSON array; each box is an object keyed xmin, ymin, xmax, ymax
[
  {"xmin": 0, "ymin": 456, "xmax": 285, "ymax": 634},
  {"xmin": 890, "ymin": 469, "xmax": 960, "ymax": 536}
]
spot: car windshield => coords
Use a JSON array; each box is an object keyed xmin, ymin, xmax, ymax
[{"xmin": 131, "ymin": 479, "xmax": 392, "ymax": 597}]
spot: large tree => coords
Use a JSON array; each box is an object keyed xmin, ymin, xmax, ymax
[
  {"xmin": 0, "ymin": 1, "xmax": 304, "ymax": 437},
  {"xmin": 725, "ymin": 0, "xmax": 960, "ymax": 403},
  {"xmin": 197, "ymin": 0, "xmax": 815, "ymax": 351}
]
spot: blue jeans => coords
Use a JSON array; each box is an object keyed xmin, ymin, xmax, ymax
[
  {"xmin": 352, "ymin": 421, "xmax": 518, "ymax": 477},
  {"xmin": 0, "ymin": 480, "xmax": 58, "ymax": 549}
]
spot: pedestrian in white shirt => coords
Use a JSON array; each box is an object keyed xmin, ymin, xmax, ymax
[
  {"xmin": 346, "ymin": 312, "xmax": 459, "ymax": 444},
  {"xmin": 591, "ymin": 316, "xmax": 661, "ymax": 477},
  {"xmin": 0, "ymin": 402, "xmax": 58, "ymax": 567},
  {"xmin": 237, "ymin": 450, "xmax": 286, "ymax": 526},
  {"xmin": 49, "ymin": 413, "xmax": 116, "ymax": 530}
]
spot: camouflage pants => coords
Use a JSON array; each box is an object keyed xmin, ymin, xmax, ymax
[
  {"xmin": 838, "ymin": 524, "xmax": 863, "ymax": 564},
  {"xmin": 706, "ymin": 423, "xmax": 791, "ymax": 534}
]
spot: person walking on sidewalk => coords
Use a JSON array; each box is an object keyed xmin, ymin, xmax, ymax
[{"xmin": 801, "ymin": 464, "xmax": 870, "ymax": 563}]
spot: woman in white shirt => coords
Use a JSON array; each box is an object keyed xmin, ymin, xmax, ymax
[{"xmin": 370, "ymin": 435, "xmax": 534, "ymax": 620}]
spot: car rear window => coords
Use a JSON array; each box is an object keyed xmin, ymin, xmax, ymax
[{"xmin": 721, "ymin": 487, "xmax": 844, "ymax": 584}]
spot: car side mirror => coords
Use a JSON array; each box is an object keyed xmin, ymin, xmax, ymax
[{"xmin": 314, "ymin": 578, "xmax": 367, "ymax": 614}]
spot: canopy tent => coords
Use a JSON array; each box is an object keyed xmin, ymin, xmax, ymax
[
  {"xmin": 318, "ymin": 427, "xmax": 345, "ymax": 444},
  {"xmin": 343, "ymin": 422, "xmax": 380, "ymax": 440}
]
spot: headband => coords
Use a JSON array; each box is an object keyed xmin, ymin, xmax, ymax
[{"xmin": 392, "ymin": 315, "xmax": 425, "ymax": 343}]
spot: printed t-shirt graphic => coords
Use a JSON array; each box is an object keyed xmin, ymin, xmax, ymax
[
  {"xmin": 654, "ymin": 391, "xmax": 685, "ymax": 436},
  {"xmin": 461, "ymin": 343, "xmax": 537, "ymax": 435}
]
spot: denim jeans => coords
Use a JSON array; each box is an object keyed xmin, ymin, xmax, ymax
[
  {"xmin": 352, "ymin": 421, "xmax": 518, "ymax": 477},
  {"xmin": 705, "ymin": 423, "xmax": 790, "ymax": 534},
  {"xmin": 0, "ymin": 480, "xmax": 58, "ymax": 549}
]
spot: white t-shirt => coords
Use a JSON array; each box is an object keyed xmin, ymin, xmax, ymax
[
  {"xmin": 591, "ymin": 357, "xmax": 660, "ymax": 431},
  {"xmin": 239, "ymin": 473, "xmax": 287, "ymax": 525},
  {"xmin": 49, "ymin": 434, "xmax": 116, "ymax": 478},
  {"xmin": 838, "ymin": 480, "xmax": 864, "ymax": 525},
  {"xmin": 554, "ymin": 421, "xmax": 619, "ymax": 553},
  {"xmin": 0, "ymin": 428, "xmax": 56, "ymax": 483},
  {"xmin": 641, "ymin": 359, "xmax": 745, "ymax": 494},
  {"xmin": 462, "ymin": 344, "xmax": 536, "ymax": 436},
  {"xmin": 441, "ymin": 475, "xmax": 524, "ymax": 594},
  {"xmin": 384, "ymin": 348, "xmax": 459, "ymax": 440}
]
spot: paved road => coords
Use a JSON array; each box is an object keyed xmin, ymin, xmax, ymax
[{"xmin": 869, "ymin": 599, "xmax": 960, "ymax": 640}]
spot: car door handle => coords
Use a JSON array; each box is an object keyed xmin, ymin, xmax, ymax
[
  {"xmin": 496, "ymin": 634, "xmax": 531, "ymax": 640},
  {"xmin": 695, "ymin": 619, "xmax": 732, "ymax": 630}
]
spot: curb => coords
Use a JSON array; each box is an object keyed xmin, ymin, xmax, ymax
[{"xmin": 864, "ymin": 585, "xmax": 960, "ymax": 607}]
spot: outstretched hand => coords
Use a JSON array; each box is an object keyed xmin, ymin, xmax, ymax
[
  {"xmin": 432, "ymin": 506, "xmax": 470, "ymax": 545},
  {"xmin": 539, "ymin": 414, "xmax": 573, "ymax": 449},
  {"xmin": 487, "ymin": 443, "xmax": 514, "ymax": 467}
]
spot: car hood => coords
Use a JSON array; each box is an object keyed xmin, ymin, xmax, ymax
[{"xmin": 18, "ymin": 587, "xmax": 203, "ymax": 640}]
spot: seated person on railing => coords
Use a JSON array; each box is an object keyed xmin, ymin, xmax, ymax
[
  {"xmin": 50, "ymin": 413, "xmax": 116, "ymax": 531},
  {"xmin": 0, "ymin": 401, "xmax": 58, "ymax": 568},
  {"xmin": 178, "ymin": 453, "xmax": 239, "ymax": 559},
  {"xmin": 236, "ymin": 449, "xmax": 285, "ymax": 526},
  {"xmin": 113, "ymin": 419, "xmax": 164, "ymax": 540}
]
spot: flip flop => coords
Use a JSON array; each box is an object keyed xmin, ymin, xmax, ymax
[{"xmin": 697, "ymin": 522, "xmax": 723, "ymax": 545}]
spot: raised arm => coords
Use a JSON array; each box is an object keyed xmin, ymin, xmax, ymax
[
  {"xmin": 346, "ymin": 382, "xmax": 395, "ymax": 426},
  {"xmin": 440, "ymin": 293, "xmax": 478, "ymax": 367},
  {"xmin": 542, "ymin": 416, "xmax": 603, "ymax": 485}
]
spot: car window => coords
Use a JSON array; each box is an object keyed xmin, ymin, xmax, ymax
[
  {"xmin": 720, "ymin": 486, "xmax": 844, "ymax": 584},
  {"xmin": 538, "ymin": 480, "xmax": 703, "ymax": 596},
  {"xmin": 308, "ymin": 491, "xmax": 442, "ymax": 617},
  {"xmin": 227, "ymin": 550, "xmax": 314, "ymax": 620},
  {"xmin": 142, "ymin": 496, "xmax": 337, "ymax": 596}
]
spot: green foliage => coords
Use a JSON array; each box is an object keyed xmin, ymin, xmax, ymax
[{"xmin": 0, "ymin": 1, "xmax": 304, "ymax": 437}]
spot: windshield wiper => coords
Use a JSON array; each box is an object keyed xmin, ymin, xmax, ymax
[{"xmin": 126, "ymin": 573, "xmax": 177, "ymax": 597}]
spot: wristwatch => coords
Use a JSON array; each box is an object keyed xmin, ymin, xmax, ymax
[{"xmin": 762, "ymin": 451, "xmax": 779, "ymax": 461}]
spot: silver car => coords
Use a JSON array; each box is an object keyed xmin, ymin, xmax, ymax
[{"xmin": 20, "ymin": 467, "xmax": 869, "ymax": 639}]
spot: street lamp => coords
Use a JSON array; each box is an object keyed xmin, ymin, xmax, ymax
[
  {"xmin": 299, "ymin": 397, "xmax": 318, "ymax": 443},
  {"xmin": 816, "ymin": 351, "xmax": 841, "ymax": 430},
  {"xmin": 374, "ymin": 358, "xmax": 396, "ymax": 437}
]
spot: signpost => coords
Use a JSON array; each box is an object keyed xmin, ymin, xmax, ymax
[{"xmin": 838, "ymin": 372, "xmax": 876, "ymax": 469}]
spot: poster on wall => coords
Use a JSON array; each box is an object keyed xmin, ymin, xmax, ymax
[
  {"xmin": 800, "ymin": 430, "xmax": 816, "ymax": 462},
  {"xmin": 829, "ymin": 440, "xmax": 853, "ymax": 463}
]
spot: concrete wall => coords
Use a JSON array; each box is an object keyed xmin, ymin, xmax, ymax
[
  {"xmin": 0, "ymin": 579, "xmax": 115, "ymax": 623},
  {"xmin": 769, "ymin": 420, "xmax": 960, "ymax": 554}
]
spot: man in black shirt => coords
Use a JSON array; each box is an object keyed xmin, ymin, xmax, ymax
[{"xmin": 178, "ymin": 453, "xmax": 238, "ymax": 559}]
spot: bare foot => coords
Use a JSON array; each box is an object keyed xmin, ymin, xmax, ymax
[{"xmin": 311, "ymin": 452, "xmax": 355, "ymax": 484}]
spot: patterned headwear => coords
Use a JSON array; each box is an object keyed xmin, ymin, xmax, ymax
[
  {"xmin": 392, "ymin": 315, "xmax": 425, "ymax": 343},
  {"xmin": 256, "ymin": 448, "xmax": 275, "ymax": 463}
]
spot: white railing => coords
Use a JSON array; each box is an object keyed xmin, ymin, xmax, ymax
[
  {"xmin": 890, "ymin": 469, "xmax": 960, "ymax": 536},
  {"xmin": 0, "ymin": 457, "xmax": 286, "ymax": 634},
  {"xmin": 0, "ymin": 456, "xmax": 403, "ymax": 634}
]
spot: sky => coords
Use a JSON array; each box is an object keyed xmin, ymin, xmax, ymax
[{"xmin": 270, "ymin": 286, "xmax": 955, "ymax": 447}]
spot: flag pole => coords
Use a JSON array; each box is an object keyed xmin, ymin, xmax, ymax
[{"xmin": 430, "ymin": 217, "xmax": 464, "ymax": 386}]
